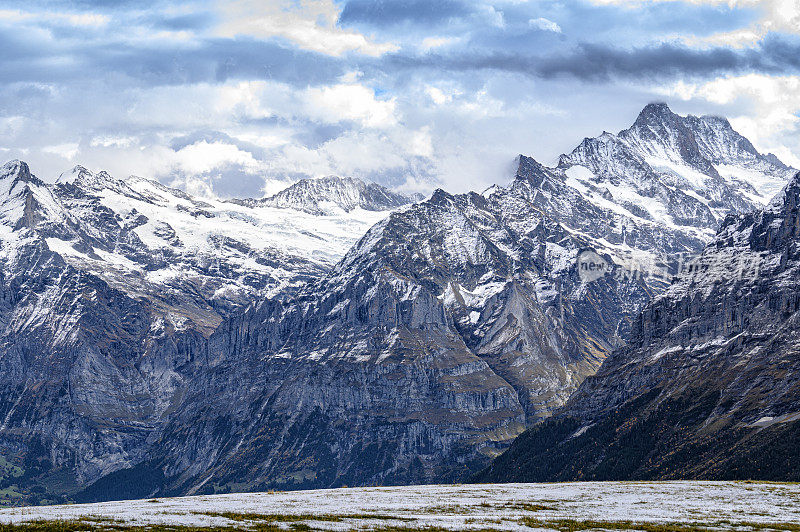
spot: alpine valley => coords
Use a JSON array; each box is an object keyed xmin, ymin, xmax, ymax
[{"xmin": 0, "ymin": 103, "xmax": 796, "ymax": 504}]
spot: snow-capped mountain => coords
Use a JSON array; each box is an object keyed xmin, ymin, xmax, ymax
[
  {"xmin": 30, "ymin": 164, "xmax": 407, "ymax": 325},
  {"xmin": 243, "ymin": 175, "xmax": 417, "ymax": 215},
  {"xmin": 0, "ymin": 160, "xmax": 412, "ymax": 504},
  {"xmin": 0, "ymin": 103, "xmax": 796, "ymax": 504},
  {"xmin": 559, "ymin": 102, "xmax": 794, "ymax": 234},
  {"xmin": 478, "ymin": 169, "xmax": 800, "ymax": 482},
  {"xmin": 121, "ymin": 182, "xmax": 651, "ymax": 497}
]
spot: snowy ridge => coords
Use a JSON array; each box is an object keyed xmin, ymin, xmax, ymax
[
  {"xmin": 557, "ymin": 103, "xmax": 795, "ymax": 233},
  {"xmin": 245, "ymin": 175, "xmax": 416, "ymax": 215},
  {"xmin": 0, "ymin": 158, "xmax": 411, "ymax": 503},
  {"xmin": 84, "ymin": 104, "xmax": 799, "ymax": 497},
  {"xmin": 0, "ymin": 161, "xmax": 400, "ymax": 331}
]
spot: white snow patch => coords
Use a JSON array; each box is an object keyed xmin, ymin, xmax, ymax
[{"xmin": 1, "ymin": 482, "xmax": 799, "ymax": 529}]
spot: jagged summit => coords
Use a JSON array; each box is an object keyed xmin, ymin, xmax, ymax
[
  {"xmin": 632, "ymin": 102, "xmax": 676, "ymax": 125},
  {"xmin": 548, "ymin": 103, "xmax": 797, "ymax": 234},
  {"xmin": 56, "ymin": 165, "xmax": 128, "ymax": 192},
  {"xmin": 257, "ymin": 175, "xmax": 414, "ymax": 215},
  {"xmin": 478, "ymin": 162, "xmax": 800, "ymax": 484},
  {"xmin": 0, "ymin": 158, "xmax": 403, "ymax": 330},
  {"xmin": 1, "ymin": 159, "xmax": 31, "ymax": 181},
  {"xmin": 0, "ymin": 160, "xmax": 38, "ymax": 193},
  {"xmin": 56, "ymin": 164, "xmax": 92, "ymax": 184},
  {"xmin": 631, "ymin": 102, "xmax": 731, "ymax": 131}
]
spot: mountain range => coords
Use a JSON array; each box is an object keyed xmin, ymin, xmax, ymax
[
  {"xmin": 477, "ymin": 169, "xmax": 800, "ymax": 482},
  {"xmin": 0, "ymin": 102, "xmax": 796, "ymax": 504}
]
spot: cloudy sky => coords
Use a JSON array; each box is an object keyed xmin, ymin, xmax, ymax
[{"xmin": 2, "ymin": 0, "xmax": 800, "ymax": 198}]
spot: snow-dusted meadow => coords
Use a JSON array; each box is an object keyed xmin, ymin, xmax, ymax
[{"xmin": 0, "ymin": 482, "xmax": 798, "ymax": 530}]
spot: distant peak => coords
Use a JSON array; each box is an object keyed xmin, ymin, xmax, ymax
[
  {"xmin": 701, "ymin": 113, "xmax": 730, "ymax": 125},
  {"xmin": 1, "ymin": 160, "xmax": 32, "ymax": 183},
  {"xmin": 515, "ymin": 154, "xmax": 549, "ymax": 186},
  {"xmin": 57, "ymin": 165, "xmax": 120, "ymax": 189},
  {"xmin": 764, "ymin": 152, "xmax": 789, "ymax": 170},
  {"xmin": 260, "ymin": 175, "xmax": 413, "ymax": 214},
  {"xmin": 634, "ymin": 102, "xmax": 676, "ymax": 125},
  {"xmin": 57, "ymin": 165, "xmax": 92, "ymax": 184},
  {"xmin": 641, "ymin": 102, "xmax": 673, "ymax": 114},
  {"xmin": 429, "ymin": 188, "xmax": 454, "ymax": 204},
  {"xmin": 515, "ymin": 154, "xmax": 545, "ymax": 173}
]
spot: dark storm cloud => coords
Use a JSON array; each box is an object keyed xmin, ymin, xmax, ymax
[
  {"xmin": 86, "ymin": 38, "xmax": 346, "ymax": 86},
  {"xmin": 378, "ymin": 38, "xmax": 799, "ymax": 82}
]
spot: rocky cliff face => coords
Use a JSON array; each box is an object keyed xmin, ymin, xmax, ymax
[
  {"xmin": 477, "ymin": 171, "xmax": 800, "ymax": 483},
  {"xmin": 118, "ymin": 178, "xmax": 653, "ymax": 498}
]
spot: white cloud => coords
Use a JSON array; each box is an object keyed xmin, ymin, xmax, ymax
[
  {"xmin": 90, "ymin": 135, "xmax": 137, "ymax": 148},
  {"xmin": 42, "ymin": 143, "xmax": 79, "ymax": 161},
  {"xmin": 407, "ymin": 127, "xmax": 435, "ymax": 159},
  {"xmin": 420, "ymin": 36, "xmax": 463, "ymax": 51},
  {"xmin": 172, "ymin": 140, "xmax": 262, "ymax": 175},
  {"xmin": 529, "ymin": 17, "xmax": 562, "ymax": 33},
  {"xmin": 215, "ymin": 0, "xmax": 398, "ymax": 57},
  {"xmin": 304, "ymin": 84, "xmax": 398, "ymax": 128},
  {"xmin": 0, "ymin": 116, "xmax": 25, "ymax": 137},
  {"xmin": 0, "ymin": 9, "xmax": 110, "ymax": 27},
  {"xmin": 588, "ymin": 0, "xmax": 800, "ymax": 46},
  {"xmin": 426, "ymin": 86, "xmax": 457, "ymax": 105}
]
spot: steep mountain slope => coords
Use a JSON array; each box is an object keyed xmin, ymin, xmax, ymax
[
  {"xmin": 87, "ymin": 105, "xmax": 797, "ymax": 498},
  {"xmin": 477, "ymin": 171, "xmax": 800, "ymax": 483},
  {"xmin": 0, "ymin": 161, "xmax": 410, "ymax": 504}
]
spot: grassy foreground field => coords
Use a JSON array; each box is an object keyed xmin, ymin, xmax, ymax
[{"xmin": 0, "ymin": 482, "xmax": 797, "ymax": 531}]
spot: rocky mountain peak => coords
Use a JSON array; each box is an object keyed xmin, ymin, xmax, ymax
[
  {"xmin": 259, "ymin": 174, "xmax": 414, "ymax": 215},
  {"xmin": 477, "ymin": 163, "xmax": 800, "ymax": 485},
  {"xmin": 1, "ymin": 159, "xmax": 32, "ymax": 182},
  {"xmin": 765, "ymin": 152, "xmax": 790, "ymax": 169},
  {"xmin": 514, "ymin": 154, "xmax": 549, "ymax": 186},
  {"xmin": 0, "ymin": 160, "xmax": 50, "ymax": 231},
  {"xmin": 771, "ymin": 170, "xmax": 800, "ymax": 209},
  {"xmin": 632, "ymin": 102, "xmax": 677, "ymax": 127},
  {"xmin": 627, "ymin": 102, "xmax": 696, "ymax": 147},
  {"xmin": 0, "ymin": 160, "xmax": 38, "ymax": 195},
  {"xmin": 57, "ymin": 165, "xmax": 121, "ymax": 190}
]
